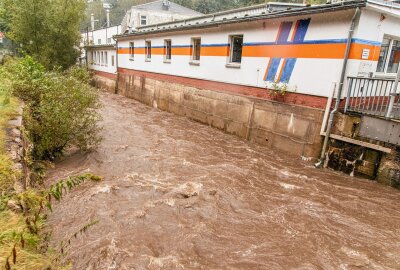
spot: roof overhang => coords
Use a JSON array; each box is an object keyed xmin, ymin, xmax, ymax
[
  {"xmin": 366, "ymin": 0, "xmax": 400, "ymax": 18},
  {"xmin": 85, "ymin": 44, "xmax": 116, "ymax": 49},
  {"xmin": 114, "ymin": 0, "xmax": 367, "ymax": 41}
]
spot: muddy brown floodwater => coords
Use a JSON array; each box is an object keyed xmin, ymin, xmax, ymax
[{"xmin": 46, "ymin": 92, "xmax": 400, "ymax": 270}]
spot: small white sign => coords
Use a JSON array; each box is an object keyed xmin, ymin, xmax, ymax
[{"xmin": 362, "ymin": 49, "xmax": 370, "ymax": 60}]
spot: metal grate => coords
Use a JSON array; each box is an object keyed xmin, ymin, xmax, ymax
[{"xmin": 344, "ymin": 77, "xmax": 400, "ymax": 120}]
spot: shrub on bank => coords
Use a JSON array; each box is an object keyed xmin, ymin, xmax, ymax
[{"xmin": 1, "ymin": 56, "xmax": 101, "ymax": 160}]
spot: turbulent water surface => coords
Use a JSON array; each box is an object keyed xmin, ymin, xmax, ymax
[{"xmin": 46, "ymin": 92, "xmax": 400, "ymax": 270}]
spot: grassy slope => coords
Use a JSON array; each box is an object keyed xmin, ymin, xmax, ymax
[{"xmin": 0, "ymin": 93, "xmax": 53, "ymax": 269}]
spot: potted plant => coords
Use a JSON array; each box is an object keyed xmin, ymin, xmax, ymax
[{"xmin": 270, "ymin": 81, "xmax": 288, "ymax": 102}]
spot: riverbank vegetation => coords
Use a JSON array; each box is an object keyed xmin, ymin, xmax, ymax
[
  {"xmin": 0, "ymin": 57, "xmax": 102, "ymax": 268},
  {"xmin": 4, "ymin": 56, "xmax": 101, "ymax": 161},
  {"xmin": 0, "ymin": 0, "xmax": 104, "ymax": 267}
]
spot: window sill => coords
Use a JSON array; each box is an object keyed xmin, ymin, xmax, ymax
[
  {"xmin": 225, "ymin": 63, "xmax": 241, "ymax": 69},
  {"xmin": 164, "ymin": 60, "xmax": 171, "ymax": 64},
  {"xmin": 189, "ymin": 61, "xmax": 200, "ymax": 66},
  {"xmin": 129, "ymin": 58, "xmax": 134, "ymax": 61},
  {"xmin": 145, "ymin": 59, "xmax": 151, "ymax": 62},
  {"xmin": 374, "ymin": 72, "xmax": 397, "ymax": 79}
]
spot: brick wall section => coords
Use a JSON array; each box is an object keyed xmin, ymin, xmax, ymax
[
  {"xmin": 113, "ymin": 70, "xmax": 325, "ymax": 158},
  {"xmin": 118, "ymin": 68, "xmax": 328, "ymax": 109}
]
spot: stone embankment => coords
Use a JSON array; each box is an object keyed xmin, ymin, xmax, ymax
[{"xmin": 5, "ymin": 103, "xmax": 29, "ymax": 193}]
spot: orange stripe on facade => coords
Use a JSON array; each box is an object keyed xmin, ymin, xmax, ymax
[
  {"xmin": 275, "ymin": 23, "xmax": 283, "ymax": 43},
  {"xmin": 242, "ymin": 43, "xmax": 381, "ymax": 61},
  {"xmin": 290, "ymin": 21, "xmax": 299, "ymax": 42},
  {"xmin": 118, "ymin": 43, "xmax": 381, "ymax": 61},
  {"xmin": 276, "ymin": 59, "xmax": 286, "ymax": 82},
  {"xmin": 171, "ymin": 47, "xmax": 191, "ymax": 55},
  {"xmin": 201, "ymin": 46, "xmax": 230, "ymax": 57},
  {"xmin": 263, "ymin": 58, "xmax": 273, "ymax": 81}
]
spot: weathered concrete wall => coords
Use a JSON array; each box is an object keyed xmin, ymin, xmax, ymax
[
  {"xmin": 377, "ymin": 148, "xmax": 400, "ymax": 188},
  {"xmin": 327, "ymin": 112, "xmax": 400, "ymax": 188},
  {"xmin": 117, "ymin": 73, "xmax": 324, "ymax": 158},
  {"xmin": 5, "ymin": 103, "xmax": 30, "ymax": 191},
  {"xmin": 93, "ymin": 74, "xmax": 116, "ymax": 93}
]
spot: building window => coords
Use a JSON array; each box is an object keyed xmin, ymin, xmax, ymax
[
  {"xmin": 377, "ymin": 36, "xmax": 400, "ymax": 74},
  {"xmin": 98, "ymin": 38, "xmax": 101, "ymax": 45},
  {"xmin": 229, "ymin": 35, "xmax": 243, "ymax": 64},
  {"xmin": 101, "ymin": 51, "xmax": 104, "ymax": 65},
  {"xmin": 91, "ymin": 51, "xmax": 94, "ymax": 64},
  {"xmin": 105, "ymin": 52, "xmax": 108, "ymax": 66},
  {"xmin": 140, "ymin": 15, "xmax": 147, "ymax": 26},
  {"xmin": 107, "ymin": 38, "xmax": 112, "ymax": 44},
  {"xmin": 164, "ymin": 39, "xmax": 171, "ymax": 62},
  {"xmin": 145, "ymin": 40, "xmax": 151, "ymax": 61},
  {"xmin": 129, "ymin": 42, "xmax": 134, "ymax": 60},
  {"xmin": 111, "ymin": 55, "xmax": 115, "ymax": 67},
  {"xmin": 191, "ymin": 38, "xmax": 201, "ymax": 62}
]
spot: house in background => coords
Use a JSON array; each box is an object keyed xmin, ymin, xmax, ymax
[{"xmin": 121, "ymin": 0, "xmax": 203, "ymax": 33}]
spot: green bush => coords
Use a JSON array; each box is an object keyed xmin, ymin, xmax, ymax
[{"xmin": 1, "ymin": 56, "xmax": 101, "ymax": 160}]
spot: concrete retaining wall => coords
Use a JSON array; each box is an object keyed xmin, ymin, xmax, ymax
[
  {"xmin": 93, "ymin": 75, "xmax": 117, "ymax": 93},
  {"xmin": 113, "ymin": 73, "xmax": 324, "ymax": 158}
]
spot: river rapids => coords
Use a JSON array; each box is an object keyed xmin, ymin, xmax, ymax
[{"xmin": 46, "ymin": 92, "xmax": 400, "ymax": 270}]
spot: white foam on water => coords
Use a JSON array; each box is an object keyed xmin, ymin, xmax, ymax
[{"xmin": 279, "ymin": 183, "xmax": 300, "ymax": 190}]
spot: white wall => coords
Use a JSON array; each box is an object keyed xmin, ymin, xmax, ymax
[
  {"xmin": 88, "ymin": 48, "xmax": 117, "ymax": 74},
  {"xmin": 86, "ymin": 25, "xmax": 121, "ymax": 45},
  {"xmin": 112, "ymin": 7, "xmax": 399, "ymax": 99},
  {"xmin": 118, "ymin": 10, "xmax": 359, "ymax": 98}
]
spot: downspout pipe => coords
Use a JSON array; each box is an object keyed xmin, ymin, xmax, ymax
[
  {"xmin": 113, "ymin": 35, "xmax": 119, "ymax": 94},
  {"xmin": 315, "ymin": 7, "xmax": 360, "ymax": 168}
]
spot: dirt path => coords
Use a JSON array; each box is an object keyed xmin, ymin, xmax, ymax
[{"xmin": 46, "ymin": 92, "xmax": 400, "ymax": 270}]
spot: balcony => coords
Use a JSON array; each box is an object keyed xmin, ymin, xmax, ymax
[{"xmin": 344, "ymin": 76, "xmax": 400, "ymax": 120}]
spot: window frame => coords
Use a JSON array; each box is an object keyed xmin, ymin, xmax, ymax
[
  {"xmin": 227, "ymin": 34, "xmax": 244, "ymax": 67},
  {"xmin": 140, "ymin": 15, "xmax": 147, "ymax": 26},
  {"xmin": 129, "ymin": 42, "xmax": 135, "ymax": 60},
  {"xmin": 190, "ymin": 37, "xmax": 201, "ymax": 64},
  {"xmin": 111, "ymin": 55, "xmax": 115, "ymax": 67},
  {"xmin": 145, "ymin": 40, "xmax": 152, "ymax": 61},
  {"xmin": 164, "ymin": 39, "xmax": 172, "ymax": 63},
  {"xmin": 376, "ymin": 35, "xmax": 400, "ymax": 76},
  {"xmin": 105, "ymin": 51, "xmax": 108, "ymax": 66}
]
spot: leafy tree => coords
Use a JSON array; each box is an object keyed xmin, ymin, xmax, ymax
[
  {"xmin": 1, "ymin": 56, "xmax": 101, "ymax": 160},
  {"xmin": 1, "ymin": 0, "xmax": 86, "ymax": 69}
]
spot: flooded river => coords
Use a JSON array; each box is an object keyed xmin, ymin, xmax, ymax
[{"xmin": 46, "ymin": 92, "xmax": 400, "ymax": 270}]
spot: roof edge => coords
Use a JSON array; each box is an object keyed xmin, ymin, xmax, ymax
[{"xmin": 114, "ymin": 0, "xmax": 367, "ymax": 40}]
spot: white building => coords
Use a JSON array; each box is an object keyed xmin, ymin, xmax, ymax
[
  {"xmin": 121, "ymin": 0, "xmax": 203, "ymax": 33},
  {"xmin": 82, "ymin": 0, "xmax": 201, "ymax": 81}
]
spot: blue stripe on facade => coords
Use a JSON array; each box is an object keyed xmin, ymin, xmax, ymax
[
  {"xmin": 265, "ymin": 58, "xmax": 281, "ymax": 81},
  {"xmin": 279, "ymin": 58, "xmax": 297, "ymax": 83},
  {"xmin": 277, "ymin": 22, "xmax": 293, "ymax": 43},
  {"xmin": 351, "ymin": 38, "xmax": 381, "ymax": 46},
  {"xmin": 201, "ymin": 43, "xmax": 229, "ymax": 47},
  {"xmin": 292, "ymin": 19, "xmax": 311, "ymax": 43},
  {"xmin": 117, "ymin": 39, "xmax": 381, "ymax": 50},
  {"xmin": 243, "ymin": 38, "xmax": 381, "ymax": 46}
]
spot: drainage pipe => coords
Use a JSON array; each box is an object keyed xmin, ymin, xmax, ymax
[
  {"xmin": 113, "ymin": 35, "xmax": 119, "ymax": 94},
  {"xmin": 315, "ymin": 7, "xmax": 360, "ymax": 168},
  {"xmin": 385, "ymin": 62, "xmax": 400, "ymax": 118}
]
